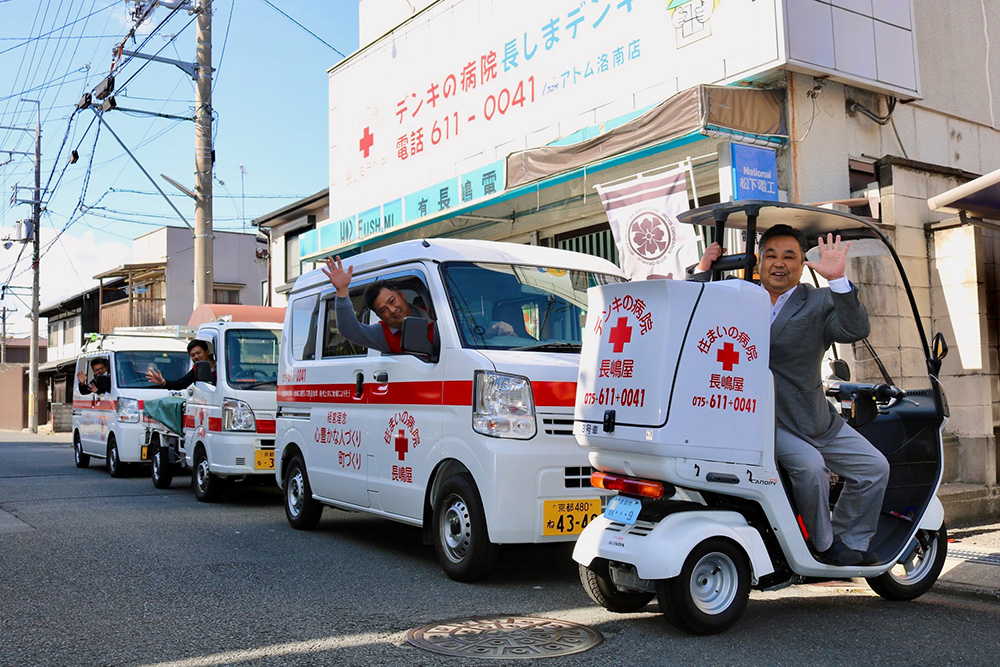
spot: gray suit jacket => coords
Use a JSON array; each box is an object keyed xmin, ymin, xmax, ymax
[{"xmin": 770, "ymin": 283, "xmax": 870, "ymax": 445}]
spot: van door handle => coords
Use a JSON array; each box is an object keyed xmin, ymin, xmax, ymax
[
  {"xmin": 374, "ymin": 371, "xmax": 388, "ymax": 384},
  {"xmin": 355, "ymin": 372, "xmax": 364, "ymax": 399}
]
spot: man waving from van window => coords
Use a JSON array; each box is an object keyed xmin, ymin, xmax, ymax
[
  {"xmin": 323, "ymin": 255, "xmax": 432, "ymax": 354},
  {"xmin": 78, "ymin": 358, "xmax": 111, "ymax": 395}
]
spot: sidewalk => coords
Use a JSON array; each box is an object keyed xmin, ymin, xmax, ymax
[{"xmin": 937, "ymin": 521, "xmax": 1000, "ymax": 601}]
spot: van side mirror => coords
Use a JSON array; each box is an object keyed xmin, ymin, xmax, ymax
[
  {"xmin": 400, "ymin": 316, "xmax": 440, "ymax": 363},
  {"xmin": 194, "ymin": 360, "xmax": 215, "ymax": 384}
]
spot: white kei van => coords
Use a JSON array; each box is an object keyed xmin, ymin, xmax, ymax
[
  {"xmin": 72, "ymin": 331, "xmax": 192, "ymax": 476},
  {"xmin": 275, "ymin": 238, "xmax": 626, "ymax": 581},
  {"xmin": 147, "ymin": 317, "xmax": 283, "ymax": 502}
]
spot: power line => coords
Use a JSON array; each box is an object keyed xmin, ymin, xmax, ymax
[
  {"xmin": 257, "ymin": 0, "xmax": 346, "ymax": 57},
  {"xmin": 0, "ymin": 0, "xmax": 118, "ymax": 57}
]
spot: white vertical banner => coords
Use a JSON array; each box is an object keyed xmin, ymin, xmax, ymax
[{"xmin": 596, "ymin": 167, "xmax": 698, "ymax": 281}]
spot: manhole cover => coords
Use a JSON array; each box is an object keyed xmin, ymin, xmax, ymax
[{"xmin": 406, "ymin": 616, "xmax": 603, "ymax": 659}]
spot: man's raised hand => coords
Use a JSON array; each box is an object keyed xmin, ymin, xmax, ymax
[
  {"xmin": 322, "ymin": 255, "xmax": 353, "ymax": 296},
  {"xmin": 805, "ymin": 233, "xmax": 850, "ymax": 281}
]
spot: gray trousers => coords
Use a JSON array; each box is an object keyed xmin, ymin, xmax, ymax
[{"xmin": 776, "ymin": 423, "xmax": 889, "ymax": 552}]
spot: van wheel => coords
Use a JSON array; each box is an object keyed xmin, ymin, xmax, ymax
[
  {"xmin": 284, "ymin": 455, "xmax": 322, "ymax": 529},
  {"xmin": 151, "ymin": 446, "xmax": 173, "ymax": 489},
  {"xmin": 192, "ymin": 448, "xmax": 221, "ymax": 502},
  {"xmin": 867, "ymin": 526, "xmax": 948, "ymax": 601},
  {"xmin": 432, "ymin": 472, "xmax": 500, "ymax": 582},
  {"xmin": 580, "ymin": 561, "xmax": 655, "ymax": 612},
  {"xmin": 74, "ymin": 433, "xmax": 90, "ymax": 468},
  {"xmin": 107, "ymin": 436, "xmax": 125, "ymax": 478},
  {"xmin": 656, "ymin": 538, "xmax": 751, "ymax": 635}
]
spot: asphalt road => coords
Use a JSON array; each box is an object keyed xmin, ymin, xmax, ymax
[{"xmin": 2, "ymin": 432, "xmax": 999, "ymax": 666}]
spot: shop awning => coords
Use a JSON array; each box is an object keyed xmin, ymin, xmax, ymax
[
  {"xmin": 927, "ymin": 166, "xmax": 1000, "ymax": 219},
  {"xmin": 506, "ymin": 84, "xmax": 787, "ymax": 188}
]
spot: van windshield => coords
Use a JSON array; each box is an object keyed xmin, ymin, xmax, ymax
[
  {"xmin": 442, "ymin": 261, "xmax": 624, "ymax": 351},
  {"xmin": 225, "ymin": 329, "xmax": 280, "ymax": 390},
  {"xmin": 116, "ymin": 351, "xmax": 191, "ymax": 389}
]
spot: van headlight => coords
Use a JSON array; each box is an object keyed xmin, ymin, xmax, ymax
[
  {"xmin": 473, "ymin": 371, "xmax": 536, "ymax": 439},
  {"xmin": 222, "ymin": 398, "xmax": 257, "ymax": 432},
  {"xmin": 116, "ymin": 397, "xmax": 140, "ymax": 423}
]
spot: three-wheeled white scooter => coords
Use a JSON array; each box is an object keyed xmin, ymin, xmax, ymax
[{"xmin": 572, "ymin": 200, "xmax": 950, "ymax": 634}]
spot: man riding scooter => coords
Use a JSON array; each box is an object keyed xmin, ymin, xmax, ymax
[{"xmin": 695, "ymin": 225, "xmax": 889, "ymax": 566}]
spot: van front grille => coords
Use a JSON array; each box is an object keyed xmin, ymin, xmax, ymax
[
  {"xmin": 542, "ymin": 415, "xmax": 575, "ymax": 437},
  {"xmin": 564, "ymin": 466, "xmax": 594, "ymax": 488},
  {"xmin": 235, "ymin": 457, "xmax": 246, "ymax": 466}
]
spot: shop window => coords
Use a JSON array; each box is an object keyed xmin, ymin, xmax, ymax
[{"xmin": 556, "ymin": 224, "xmax": 619, "ymax": 266}]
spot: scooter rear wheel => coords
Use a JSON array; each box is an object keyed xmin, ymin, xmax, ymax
[
  {"xmin": 579, "ymin": 561, "xmax": 654, "ymax": 612},
  {"xmin": 656, "ymin": 537, "xmax": 751, "ymax": 635},
  {"xmin": 866, "ymin": 525, "xmax": 948, "ymax": 601}
]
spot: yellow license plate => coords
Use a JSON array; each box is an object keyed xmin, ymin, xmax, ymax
[
  {"xmin": 542, "ymin": 498, "xmax": 601, "ymax": 536},
  {"xmin": 254, "ymin": 450, "xmax": 275, "ymax": 470},
  {"xmin": 141, "ymin": 446, "xmax": 148, "ymax": 460}
]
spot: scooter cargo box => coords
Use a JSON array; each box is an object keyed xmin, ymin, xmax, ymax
[{"xmin": 574, "ymin": 279, "xmax": 772, "ymax": 466}]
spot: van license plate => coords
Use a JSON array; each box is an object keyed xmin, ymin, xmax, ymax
[
  {"xmin": 542, "ymin": 499, "xmax": 601, "ymax": 536},
  {"xmin": 604, "ymin": 495, "xmax": 641, "ymax": 525},
  {"xmin": 254, "ymin": 450, "xmax": 275, "ymax": 470}
]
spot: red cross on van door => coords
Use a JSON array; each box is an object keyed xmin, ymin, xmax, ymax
[
  {"xmin": 394, "ymin": 429, "xmax": 408, "ymax": 461},
  {"xmin": 608, "ymin": 317, "xmax": 632, "ymax": 353},
  {"xmin": 717, "ymin": 342, "xmax": 740, "ymax": 371}
]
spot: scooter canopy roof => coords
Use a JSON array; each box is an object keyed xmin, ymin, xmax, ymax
[{"xmin": 677, "ymin": 200, "xmax": 883, "ymax": 244}]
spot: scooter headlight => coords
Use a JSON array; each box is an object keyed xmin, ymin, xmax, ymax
[{"xmin": 473, "ymin": 370, "xmax": 536, "ymax": 439}]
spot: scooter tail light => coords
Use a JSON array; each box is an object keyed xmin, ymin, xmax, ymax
[{"xmin": 591, "ymin": 471, "xmax": 664, "ymax": 499}]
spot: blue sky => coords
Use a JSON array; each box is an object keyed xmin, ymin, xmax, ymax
[{"xmin": 0, "ymin": 0, "xmax": 359, "ymax": 336}]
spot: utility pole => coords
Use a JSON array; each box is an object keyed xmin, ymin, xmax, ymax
[
  {"xmin": 193, "ymin": 0, "xmax": 213, "ymax": 308},
  {"xmin": 28, "ymin": 98, "xmax": 41, "ymax": 433},
  {"xmin": 1, "ymin": 101, "xmax": 41, "ymax": 431}
]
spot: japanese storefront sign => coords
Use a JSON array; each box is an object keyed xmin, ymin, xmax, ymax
[
  {"xmin": 596, "ymin": 167, "xmax": 699, "ymax": 280},
  {"xmin": 718, "ymin": 141, "xmax": 779, "ymax": 202},
  {"xmin": 323, "ymin": 0, "xmax": 785, "ymax": 255}
]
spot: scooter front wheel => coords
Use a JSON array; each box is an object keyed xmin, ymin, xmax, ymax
[
  {"xmin": 866, "ymin": 525, "xmax": 948, "ymax": 601},
  {"xmin": 656, "ymin": 537, "xmax": 751, "ymax": 635},
  {"xmin": 579, "ymin": 561, "xmax": 655, "ymax": 613}
]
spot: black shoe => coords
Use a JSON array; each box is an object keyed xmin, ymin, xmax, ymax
[
  {"xmin": 816, "ymin": 536, "xmax": 864, "ymax": 566},
  {"xmin": 861, "ymin": 550, "xmax": 879, "ymax": 566}
]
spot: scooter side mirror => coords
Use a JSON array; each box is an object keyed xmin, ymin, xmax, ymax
[
  {"xmin": 932, "ymin": 332, "xmax": 949, "ymax": 361},
  {"xmin": 829, "ymin": 359, "xmax": 851, "ymax": 382}
]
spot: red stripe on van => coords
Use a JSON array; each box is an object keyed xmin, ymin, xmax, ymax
[
  {"xmin": 531, "ymin": 381, "xmax": 577, "ymax": 407},
  {"xmin": 183, "ymin": 414, "xmax": 196, "ymax": 429},
  {"xmin": 277, "ymin": 380, "xmax": 576, "ymax": 408},
  {"xmin": 73, "ymin": 399, "xmax": 115, "ymax": 410}
]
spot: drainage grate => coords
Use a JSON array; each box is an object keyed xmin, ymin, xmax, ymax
[
  {"xmin": 947, "ymin": 548, "xmax": 1000, "ymax": 566},
  {"xmin": 406, "ymin": 616, "xmax": 602, "ymax": 659}
]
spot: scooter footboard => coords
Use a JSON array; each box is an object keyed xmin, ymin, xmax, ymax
[{"xmin": 573, "ymin": 510, "xmax": 774, "ymax": 582}]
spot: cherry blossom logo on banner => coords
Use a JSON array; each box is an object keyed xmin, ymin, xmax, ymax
[{"xmin": 627, "ymin": 210, "xmax": 673, "ymax": 262}]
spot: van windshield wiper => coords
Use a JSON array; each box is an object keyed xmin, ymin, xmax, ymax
[{"xmin": 509, "ymin": 341, "xmax": 581, "ymax": 352}]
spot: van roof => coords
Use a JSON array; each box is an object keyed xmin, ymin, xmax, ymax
[
  {"xmin": 289, "ymin": 238, "xmax": 625, "ymax": 295},
  {"xmin": 81, "ymin": 335, "xmax": 192, "ymax": 354}
]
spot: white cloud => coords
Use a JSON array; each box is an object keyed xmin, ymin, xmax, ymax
[{"xmin": 0, "ymin": 228, "xmax": 133, "ymax": 337}]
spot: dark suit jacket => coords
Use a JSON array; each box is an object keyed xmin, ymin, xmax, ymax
[
  {"xmin": 770, "ymin": 283, "xmax": 869, "ymax": 444},
  {"xmin": 78, "ymin": 374, "xmax": 111, "ymax": 396}
]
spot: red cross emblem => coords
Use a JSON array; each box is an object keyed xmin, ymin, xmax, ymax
[
  {"xmin": 717, "ymin": 342, "xmax": 740, "ymax": 371},
  {"xmin": 394, "ymin": 428, "xmax": 408, "ymax": 461},
  {"xmin": 359, "ymin": 126, "xmax": 374, "ymax": 158},
  {"xmin": 608, "ymin": 317, "xmax": 632, "ymax": 354}
]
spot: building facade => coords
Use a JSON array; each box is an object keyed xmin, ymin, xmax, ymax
[{"xmin": 258, "ymin": 0, "xmax": 999, "ymax": 513}]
